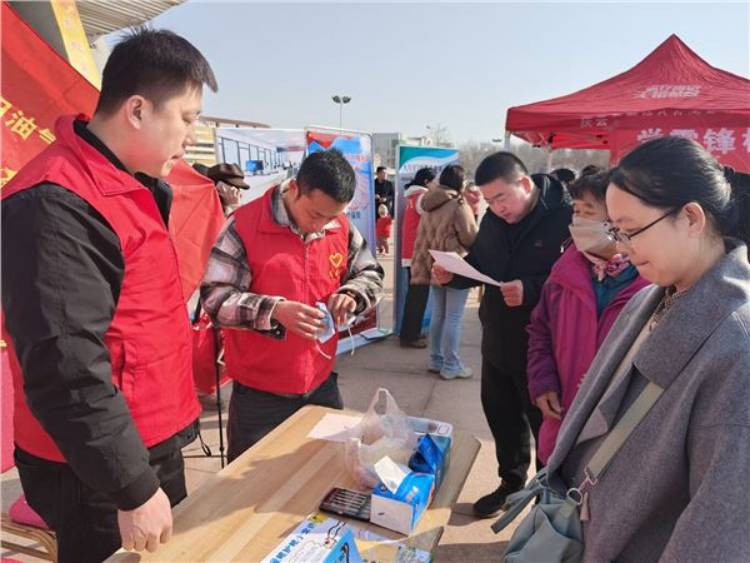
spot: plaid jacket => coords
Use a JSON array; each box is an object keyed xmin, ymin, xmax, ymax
[{"xmin": 200, "ymin": 184, "xmax": 384, "ymax": 338}]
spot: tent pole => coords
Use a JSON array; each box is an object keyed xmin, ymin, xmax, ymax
[
  {"xmin": 503, "ymin": 131, "xmax": 511, "ymax": 152},
  {"xmin": 546, "ymin": 146, "xmax": 554, "ymax": 173}
]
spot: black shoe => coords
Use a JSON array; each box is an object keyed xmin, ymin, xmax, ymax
[
  {"xmin": 472, "ymin": 482, "xmax": 522, "ymax": 518},
  {"xmin": 400, "ymin": 339, "xmax": 427, "ymax": 349}
]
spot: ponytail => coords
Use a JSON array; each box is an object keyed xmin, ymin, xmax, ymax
[{"xmin": 726, "ymin": 167, "xmax": 750, "ymax": 253}]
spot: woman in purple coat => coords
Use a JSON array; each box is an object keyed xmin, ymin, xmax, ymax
[{"xmin": 526, "ymin": 172, "xmax": 650, "ymax": 464}]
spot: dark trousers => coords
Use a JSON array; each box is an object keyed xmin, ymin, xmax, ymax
[
  {"xmin": 400, "ymin": 268, "xmax": 429, "ymax": 343},
  {"xmin": 14, "ymin": 446, "xmax": 187, "ymax": 563},
  {"xmin": 227, "ymin": 372, "xmax": 343, "ymax": 463},
  {"xmin": 480, "ymin": 357, "xmax": 543, "ymax": 490}
]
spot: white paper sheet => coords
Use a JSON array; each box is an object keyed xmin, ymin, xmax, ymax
[
  {"xmin": 306, "ymin": 413, "xmax": 362, "ymax": 442},
  {"xmin": 374, "ymin": 456, "xmax": 410, "ymax": 494},
  {"xmin": 429, "ymin": 250, "xmax": 503, "ymax": 287}
]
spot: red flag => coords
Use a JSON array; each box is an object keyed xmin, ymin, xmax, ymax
[
  {"xmin": 1, "ymin": 3, "xmax": 224, "ymax": 299},
  {"xmin": 167, "ymin": 161, "xmax": 226, "ymax": 300}
]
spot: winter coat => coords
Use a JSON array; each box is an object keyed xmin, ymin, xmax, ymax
[
  {"xmin": 410, "ymin": 185, "xmax": 477, "ymax": 285},
  {"xmin": 401, "ymin": 185, "xmax": 428, "ymax": 267},
  {"xmin": 526, "ymin": 244, "xmax": 650, "ymax": 463},
  {"xmin": 547, "ymin": 240, "xmax": 750, "ymax": 562},
  {"xmin": 449, "ymin": 174, "xmax": 572, "ymax": 373}
]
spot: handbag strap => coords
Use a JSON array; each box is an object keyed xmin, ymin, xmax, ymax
[
  {"xmin": 579, "ymin": 320, "xmax": 663, "ymax": 484},
  {"xmin": 490, "ymin": 474, "xmax": 545, "ymax": 533},
  {"xmin": 585, "ymin": 381, "xmax": 663, "ymax": 481}
]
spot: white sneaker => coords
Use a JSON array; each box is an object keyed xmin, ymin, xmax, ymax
[{"xmin": 440, "ymin": 367, "xmax": 473, "ymax": 380}]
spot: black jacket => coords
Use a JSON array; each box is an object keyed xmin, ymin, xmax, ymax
[
  {"xmin": 2, "ymin": 121, "xmax": 197, "ymax": 510},
  {"xmin": 449, "ymin": 174, "xmax": 572, "ymax": 373},
  {"xmin": 374, "ymin": 179, "xmax": 395, "ymax": 213}
]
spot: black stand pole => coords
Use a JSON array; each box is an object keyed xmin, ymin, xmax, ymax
[{"xmin": 212, "ymin": 325, "xmax": 226, "ymax": 468}]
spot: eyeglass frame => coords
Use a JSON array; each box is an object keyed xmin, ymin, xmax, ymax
[{"xmin": 607, "ymin": 207, "xmax": 681, "ymax": 245}]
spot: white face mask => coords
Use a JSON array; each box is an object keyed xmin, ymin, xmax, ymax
[
  {"xmin": 569, "ymin": 216, "xmax": 615, "ymax": 256},
  {"xmin": 315, "ymin": 302, "xmax": 356, "ymax": 360}
]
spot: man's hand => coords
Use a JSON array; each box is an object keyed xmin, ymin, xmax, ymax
[
  {"xmin": 118, "ymin": 487, "xmax": 173, "ymax": 553},
  {"xmin": 535, "ymin": 391, "xmax": 563, "ymax": 420},
  {"xmin": 432, "ymin": 264, "xmax": 454, "ymax": 285},
  {"xmin": 271, "ymin": 301, "xmax": 325, "ymax": 340},
  {"xmin": 328, "ymin": 293, "xmax": 357, "ymax": 326},
  {"xmin": 500, "ymin": 280, "xmax": 524, "ymax": 307}
]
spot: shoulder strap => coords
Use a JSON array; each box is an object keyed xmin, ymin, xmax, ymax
[
  {"xmin": 586, "ymin": 381, "xmax": 663, "ymax": 481},
  {"xmin": 583, "ymin": 321, "xmax": 662, "ymax": 481}
]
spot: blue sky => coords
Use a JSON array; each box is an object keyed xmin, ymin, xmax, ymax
[{"xmin": 141, "ymin": 1, "xmax": 749, "ymax": 144}]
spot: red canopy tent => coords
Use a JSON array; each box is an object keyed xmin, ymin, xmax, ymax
[{"xmin": 505, "ymin": 34, "xmax": 750, "ymax": 171}]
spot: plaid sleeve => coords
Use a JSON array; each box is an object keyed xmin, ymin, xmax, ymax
[
  {"xmin": 337, "ymin": 221, "xmax": 385, "ymax": 314},
  {"xmin": 199, "ymin": 217, "xmax": 285, "ymax": 338}
]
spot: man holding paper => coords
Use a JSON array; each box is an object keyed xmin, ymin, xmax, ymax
[{"xmin": 432, "ymin": 152, "xmax": 571, "ymax": 518}]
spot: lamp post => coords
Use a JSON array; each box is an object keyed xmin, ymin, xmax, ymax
[{"xmin": 332, "ymin": 95, "xmax": 351, "ymax": 131}]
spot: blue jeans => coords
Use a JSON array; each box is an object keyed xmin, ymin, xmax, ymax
[{"xmin": 428, "ymin": 286, "xmax": 469, "ymax": 375}]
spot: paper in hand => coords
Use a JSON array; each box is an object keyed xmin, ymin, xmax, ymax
[{"xmin": 429, "ymin": 250, "xmax": 503, "ymax": 287}]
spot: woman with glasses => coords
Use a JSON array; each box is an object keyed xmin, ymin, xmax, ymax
[
  {"xmin": 544, "ymin": 136, "xmax": 750, "ymax": 561},
  {"xmin": 526, "ymin": 172, "xmax": 649, "ymax": 466}
]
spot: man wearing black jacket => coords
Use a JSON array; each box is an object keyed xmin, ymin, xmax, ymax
[
  {"xmin": 1, "ymin": 30, "xmax": 217, "ymax": 561},
  {"xmin": 433, "ymin": 152, "xmax": 572, "ymax": 517},
  {"xmin": 374, "ymin": 166, "xmax": 395, "ymax": 216}
]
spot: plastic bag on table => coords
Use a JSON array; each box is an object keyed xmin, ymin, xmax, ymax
[{"xmin": 345, "ymin": 387, "xmax": 418, "ymax": 489}]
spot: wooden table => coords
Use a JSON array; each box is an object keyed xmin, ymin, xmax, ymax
[{"xmin": 108, "ymin": 405, "xmax": 480, "ymax": 562}]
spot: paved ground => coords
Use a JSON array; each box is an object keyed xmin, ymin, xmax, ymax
[{"xmin": 2, "ymin": 248, "xmax": 532, "ymax": 561}]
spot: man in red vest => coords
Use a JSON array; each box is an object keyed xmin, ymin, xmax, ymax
[
  {"xmin": 1, "ymin": 30, "xmax": 217, "ymax": 561},
  {"xmin": 201, "ymin": 150, "xmax": 384, "ymax": 462}
]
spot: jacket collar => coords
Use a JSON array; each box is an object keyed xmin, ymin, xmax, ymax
[
  {"xmin": 635, "ymin": 239, "xmax": 750, "ymax": 388},
  {"xmin": 404, "ymin": 185, "xmax": 428, "ymax": 198},
  {"xmin": 55, "ymin": 115, "xmax": 155, "ymax": 198},
  {"xmin": 258, "ymin": 182, "xmax": 342, "ymax": 239},
  {"xmin": 550, "ymin": 245, "xmax": 648, "ymax": 314}
]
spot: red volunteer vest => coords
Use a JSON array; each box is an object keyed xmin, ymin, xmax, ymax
[
  {"xmin": 401, "ymin": 190, "xmax": 425, "ymax": 263},
  {"xmin": 223, "ymin": 187, "xmax": 349, "ymax": 394},
  {"xmin": 1, "ymin": 115, "xmax": 200, "ymax": 462}
]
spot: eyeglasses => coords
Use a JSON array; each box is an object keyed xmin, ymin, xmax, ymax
[{"xmin": 607, "ymin": 208, "xmax": 679, "ymax": 245}]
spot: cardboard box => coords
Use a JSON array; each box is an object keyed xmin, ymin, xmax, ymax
[
  {"xmin": 262, "ymin": 514, "xmax": 363, "ymax": 563},
  {"xmin": 409, "ymin": 434, "xmax": 452, "ymax": 493},
  {"xmin": 370, "ymin": 472, "xmax": 435, "ymax": 535}
]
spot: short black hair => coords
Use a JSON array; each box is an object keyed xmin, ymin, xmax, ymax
[
  {"xmin": 580, "ymin": 164, "xmax": 602, "ymax": 177},
  {"xmin": 567, "ymin": 171, "xmax": 610, "ymax": 202},
  {"xmin": 296, "ymin": 150, "xmax": 356, "ymax": 203},
  {"xmin": 474, "ymin": 152, "xmax": 528, "ymax": 186},
  {"xmin": 552, "ymin": 167, "xmax": 576, "ymax": 184},
  {"xmin": 411, "ymin": 167, "xmax": 436, "ymax": 187},
  {"xmin": 96, "ymin": 28, "xmax": 218, "ymax": 115},
  {"xmin": 376, "ymin": 166, "xmax": 387, "ymax": 173},
  {"xmin": 439, "ymin": 164, "xmax": 465, "ymax": 191}
]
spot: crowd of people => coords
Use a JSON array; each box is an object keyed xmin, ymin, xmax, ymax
[
  {"xmin": 395, "ymin": 139, "xmax": 750, "ymax": 560},
  {"xmin": 3, "ymin": 25, "xmax": 749, "ymax": 563}
]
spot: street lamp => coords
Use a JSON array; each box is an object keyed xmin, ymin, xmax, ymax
[{"xmin": 332, "ymin": 95, "xmax": 351, "ymax": 130}]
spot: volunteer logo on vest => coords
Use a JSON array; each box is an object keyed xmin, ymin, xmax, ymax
[{"xmin": 329, "ymin": 252, "xmax": 345, "ymax": 280}]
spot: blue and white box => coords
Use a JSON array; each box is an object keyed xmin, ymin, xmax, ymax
[
  {"xmin": 409, "ymin": 434, "xmax": 452, "ymax": 492},
  {"xmin": 370, "ymin": 471, "xmax": 435, "ymax": 535},
  {"xmin": 262, "ymin": 514, "xmax": 363, "ymax": 563}
]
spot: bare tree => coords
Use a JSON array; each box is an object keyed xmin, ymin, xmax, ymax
[
  {"xmin": 426, "ymin": 123, "xmax": 454, "ymax": 147},
  {"xmin": 458, "ymin": 141, "xmax": 497, "ymax": 179}
]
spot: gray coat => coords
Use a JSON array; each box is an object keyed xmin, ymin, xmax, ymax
[{"xmin": 547, "ymin": 241, "xmax": 750, "ymax": 562}]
